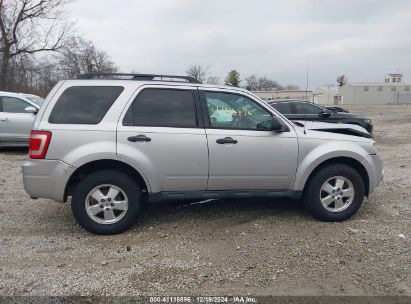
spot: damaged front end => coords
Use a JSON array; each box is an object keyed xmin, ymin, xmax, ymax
[
  {"xmin": 295, "ymin": 121, "xmax": 373, "ymax": 139},
  {"xmin": 310, "ymin": 127, "xmax": 373, "ymax": 139}
]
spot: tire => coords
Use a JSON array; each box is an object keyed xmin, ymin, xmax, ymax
[
  {"xmin": 303, "ymin": 163, "xmax": 365, "ymax": 222},
  {"xmin": 71, "ymin": 170, "xmax": 141, "ymax": 234}
]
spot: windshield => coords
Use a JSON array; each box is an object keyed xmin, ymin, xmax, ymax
[{"xmin": 23, "ymin": 94, "xmax": 45, "ymax": 106}]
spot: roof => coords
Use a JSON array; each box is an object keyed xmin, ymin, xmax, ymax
[
  {"xmin": 0, "ymin": 90, "xmax": 32, "ymax": 96},
  {"xmin": 268, "ymin": 99, "xmax": 310, "ymax": 103},
  {"xmin": 344, "ymin": 82, "xmax": 410, "ymax": 87},
  {"xmin": 252, "ymin": 90, "xmax": 313, "ymax": 93},
  {"xmin": 70, "ymin": 73, "xmax": 254, "ymax": 94},
  {"xmin": 385, "ymin": 73, "xmax": 403, "ymax": 77},
  {"xmin": 0, "ymin": 91, "xmax": 41, "ymax": 108}
]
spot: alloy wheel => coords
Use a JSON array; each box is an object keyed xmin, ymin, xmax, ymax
[
  {"xmin": 319, "ymin": 176, "xmax": 355, "ymax": 212},
  {"xmin": 85, "ymin": 184, "xmax": 129, "ymax": 224}
]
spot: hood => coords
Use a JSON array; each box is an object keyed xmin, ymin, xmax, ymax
[
  {"xmin": 331, "ymin": 112, "xmax": 369, "ymax": 121},
  {"xmin": 294, "ymin": 120, "xmax": 373, "ymax": 139}
]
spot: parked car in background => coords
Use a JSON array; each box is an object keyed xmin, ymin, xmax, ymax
[
  {"xmin": 22, "ymin": 73, "xmax": 383, "ymax": 235},
  {"xmin": 268, "ymin": 100, "xmax": 373, "ymax": 133},
  {"xmin": 0, "ymin": 91, "xmax": 44, "ymax": 147}
]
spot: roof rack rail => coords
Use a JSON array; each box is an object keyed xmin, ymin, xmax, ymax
[{"xmin": 76, "ymin": 73, "xmax": 201, "ymax": 84}]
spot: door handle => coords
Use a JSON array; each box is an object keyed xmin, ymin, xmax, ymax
[
  {"xmin": 0, "ymin": 118, "xmax": 9, "ymax": 122},
  {"xmin": 216, "ymin": 137, "xmax": 238, "ymax": 144},
  {"xmin": 127, "ymin": 134, "xmax": 152, "ymax": 142}
]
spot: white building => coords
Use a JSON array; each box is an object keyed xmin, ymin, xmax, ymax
[
  {"xmin": 253, "ymin": 73, "xmax": 411, "ymax": 105},
  {"xmin": 338, "ymin": 80, "xmax": 411, "ymax": 105},
  {"xmin": 313, "ymin": 86, "xmax": 339, "ymax": 105},
  {"xmin": 252, "ymin": 90, "xmax": 313, "ymax": 101}
]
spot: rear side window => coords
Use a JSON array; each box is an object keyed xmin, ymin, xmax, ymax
[
  {"xmin": 271, "ymin": 102, "xmax": 293, "ymax": 114},
  {"xmin": 49, "ymin": 86, "xmax": 124, "ymax": 124},
  {"xmin": 123, "ymin": 88, "xmax": 197, "ymax": 128},
  {"xmin": 293, "ymin": 102, "xmax": 323, "ymax": 114}
]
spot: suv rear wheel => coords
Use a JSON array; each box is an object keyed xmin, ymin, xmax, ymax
[
  {"xmin": 303, "ymin": 164, "xmax": 365, "ymax": 221},
  {"xmin": 71, "ymin": 170, "xmax": 141, "ymax": 234}
]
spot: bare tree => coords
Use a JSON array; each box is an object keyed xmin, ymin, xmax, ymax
[
  {"xmin": 186, "ymin": 65, "xmax": 208, "ymax": 83},
  {"xmin": 284, "ymin": 84, "xmax": 299, "ymax": 90},
  {"xmin": 0, "ymin": 0, "xmax": 73, "ymax": 90},
  {"xmin": 245, "ymin": 75, "xmax": 300, "ymax": 91},
  {"xmin": 206, "ymin": 75, "xmax": 219, "ymax": 85},
  {"xmin": 244, "ymin": 75, "xmax": 288, "ymax": 91},
  {"xmin": 58, "ymin": 36, "xmax": 117, "ymax": 77},
  {"xmin": 257, "ymin": 76, "xmax": 282, "ymax": 91},
  {"xmin": 33, "ymin": 58, "xmax": 61, "ymax": 95},
  {"xmin": 245, "ymin": 74, "xmax": 258, "ymax": 91},
  {"xmin": 186, "ymin": 64, "xmax": 219, "ymax": 84},
  {"xmin": 337, "ymin": 74, "xmax": 348, "ymax": 86}
]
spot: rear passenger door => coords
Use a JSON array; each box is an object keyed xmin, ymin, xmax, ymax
[{"xmin": 117, "ymin": 86, "xmax": 209, "ymax": 193}]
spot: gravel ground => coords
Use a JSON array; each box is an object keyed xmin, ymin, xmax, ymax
[{"xmin": 0, "ymin": 105, "xmax": 409, "ymax": 297}]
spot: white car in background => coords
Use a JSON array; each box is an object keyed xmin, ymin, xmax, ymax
[{"xmin": 0, "ymin": 91, "xmax": 44, "ymax": 147}]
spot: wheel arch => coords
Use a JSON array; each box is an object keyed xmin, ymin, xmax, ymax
[
  {"xmin": 64, "ymin": 159, "xmax": 150, "ymax": 202},
  {"xmin": 302, "ymin": 157, "xmax": 370, "ymax": 197}
]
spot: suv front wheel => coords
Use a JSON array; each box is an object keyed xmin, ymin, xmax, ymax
[
  {"xmin": 303, "ymin": 164, "xmax": 365, "ymax": 221},
  {"xmin": 71, "ymin": 170, "xmax": 141, "ymax": 234}
]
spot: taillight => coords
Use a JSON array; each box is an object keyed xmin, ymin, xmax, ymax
[{"xmin": 29, "ymin": 131, "xmax": 52, "ymax": 159}]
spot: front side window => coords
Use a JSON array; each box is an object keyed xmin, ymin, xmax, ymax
[
  {"xmin": 1, "ymin": 97, "xmax": 30, "ymax": 113},
  {"xmin": 49, "ymin": 86, "xmax": 124, "ymax": 124},
  {"xmin": 205, "ymin": 91, "xmax": 272, "ymax": 130},
  {"xmin": 293, "ymin": 102, "xmax": 323, "ymax": 114},
  {"xmin": 123, "ymin": 88, "xmax": 197, "ymax": 128}
]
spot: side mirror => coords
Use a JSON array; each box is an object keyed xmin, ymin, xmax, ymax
[
  {"xmin": 271, "ymin": 118, "xmax": 287, "ymax": 131},
  {"xmin": 257, "ymin": 118, "xmax": 289, "ymax": 132},
  {"xmin": 25, "ymin": 106, "xmax": 38, "ymax": 114}
]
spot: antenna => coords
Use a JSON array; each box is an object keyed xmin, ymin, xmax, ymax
[
  {"xmin": 305, "ymin": 58, "xmax": 309, "ymax": 101},
  {"xmin": 304, "ymin": 58, "xmax": 309, "ymax": 134}
]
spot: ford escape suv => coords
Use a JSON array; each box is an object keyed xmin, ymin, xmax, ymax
[{"xmin": 22, "ymin": 73, "xmax": 383, "ymax": 235}]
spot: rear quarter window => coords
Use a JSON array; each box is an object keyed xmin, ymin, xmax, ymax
[{"xmin": 48, "ymin": 86, "xmax": 124, "ymax": 124}]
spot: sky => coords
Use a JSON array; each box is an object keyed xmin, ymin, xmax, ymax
[{"xmin": 67, "ymin": 0, "xmax": 411, "ymax": 89}]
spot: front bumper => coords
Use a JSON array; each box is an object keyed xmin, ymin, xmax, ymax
[
  {"xmin": 361, "ymin": 154, "xmax": 383, "ymax": 195},
  {"xmin": 22, "ymin": 159, "xmax": 76, "ymax": 202}
]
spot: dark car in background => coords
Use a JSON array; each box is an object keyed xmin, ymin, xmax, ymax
[{"xmin": 268, "ymin": 100, "xmax": 373, "ymax": 133}]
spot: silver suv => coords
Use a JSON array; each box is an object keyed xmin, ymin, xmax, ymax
[{"xmin": 22, "ymin": 73, "xmax": 383, "ymax": 234}]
